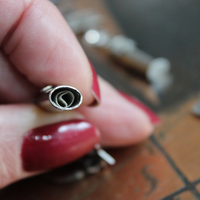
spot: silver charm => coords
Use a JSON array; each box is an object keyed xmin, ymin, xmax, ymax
[
  {"xmin": 37, "ymin": 85, "xmax": 82, "ymax": 112},
  {"xmin": 44, "ymin": 144, "xmax": 115, "ymax": 184},
  {"xmin": 95, "ymin": 144, "xmax": 116, "ymax": 165}
]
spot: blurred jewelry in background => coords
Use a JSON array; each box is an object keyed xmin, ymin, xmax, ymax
[
  {"xmin": 49, "ymin": 0, "xmax": 173, "ymax": 100},
  {"xmin": 83, "ymin": 30, "xmax": 173, "ymax": 94},
  {"xmin": 65, "ymin": 10, "xmax": 103, "ymax": 35}
]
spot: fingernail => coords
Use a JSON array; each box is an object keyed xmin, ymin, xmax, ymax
[
  {"xmin": 21, "ymin": 120, "xmax": 100, "ymax": 172},
  {"xmin": 119, "ymin": 91, "xmax": 161, "ymax": 125},
  {"xmin": 88, "ymin": 61, "xmax": 101, "ymax": 106}
]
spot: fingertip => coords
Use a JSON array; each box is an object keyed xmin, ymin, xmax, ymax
[
  {"xmin": 79, "ymin": 78, "xmax": 155, "ymax": 147},
  {"xmin": 22, "ymin": 119, "xmax": 100, "ymax": 172},
  {"xmin": 100, "ymin": 95, "xmax": 154, "ymax": 147},
  {"xmin": 119, "ymin": 91, "xmax": 161, "ymax": 125},
  {"xmin": 1, "ymin": 0, "xmax": 97, "ymax": 106}
]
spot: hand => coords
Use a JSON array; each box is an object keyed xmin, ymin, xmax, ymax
[{"xmin": 0, "ymin": 0, "xmax": 155, "ymax": 188}]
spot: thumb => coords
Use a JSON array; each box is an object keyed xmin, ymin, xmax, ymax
[{"xmin": 0, "ymin": 105, "xmax": 100, "ymax": 188}]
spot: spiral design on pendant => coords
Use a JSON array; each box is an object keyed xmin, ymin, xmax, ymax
[
  {"xmin": 49, "ymin": 85, "xmax": 82, "ymax": 111},
  {"xmin": 53, "ymin": 91, "xmax": 75, "ymax": 108}
]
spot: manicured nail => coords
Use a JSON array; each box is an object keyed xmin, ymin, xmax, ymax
[
  {"xmin": 88, "ymin": 61, "xmax": 101, "ymax": 106},
  {"xmin": 21, "ymin": 120, "xmax": 100, "ymax": 172},
  {"xmin": 119, "ymin": 91, "xmax": 161, "ymax": 125}
]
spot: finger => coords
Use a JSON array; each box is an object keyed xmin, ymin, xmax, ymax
[
  {"xmin": 79, "ymin": 78, "xmax": 157, "ymax": 147},
  {"xmin": 0, "ymin": 105, "xmax": 100, "ymax": 188},
  {"xmin": 0, "ymin": 0, "xmax": 100, "ymax": 105},
  {"xmin": 0, "ymin": 50, "xmax": 38, "ymax": 103}
]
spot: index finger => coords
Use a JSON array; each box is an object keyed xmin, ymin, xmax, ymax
[{"xmin": 0, "ymin": 0, "xmax": 100, "ymax": 105}]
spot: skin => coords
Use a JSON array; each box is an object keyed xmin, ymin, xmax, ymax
[{"xmin": 0, "ymin": 0, "xmax": 153, "ymax": 188}]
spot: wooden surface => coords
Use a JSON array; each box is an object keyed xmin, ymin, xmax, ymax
[{"xmin": 1, "ymin": 0, "xmax": 200, "ymax": 200}]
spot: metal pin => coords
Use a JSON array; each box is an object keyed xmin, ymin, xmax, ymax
[
  {"xmin": 84, "ymin": 29, "xmax": 173, "ymax": 93},
  {"xmin": 37, "ymin": 85, "xmax": 83, "ymax": 112},
  {"xmin": 95, "ymin": 144, "xmax": 116, "ymax": 165}
]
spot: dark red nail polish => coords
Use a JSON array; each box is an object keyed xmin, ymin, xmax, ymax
[
  {"xmin": 119, "ymin": 91, "xmax": 161, "ymax": 125},
  {"xmin": 89, "ymin": 61, "xmax": 101, "ymax": 106},
  {"xmin": 21, "ymin": 120, "xmax": 100, "ymax": 172}
]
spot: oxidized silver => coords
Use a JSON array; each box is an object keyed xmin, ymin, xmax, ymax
[
  {"xmin": 43, "ymin": 144, "xmax": 115, "ymax": 184},
  {"xmin": 37, "ymin": 85, "xmax": 83, "ymax": 111}
]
